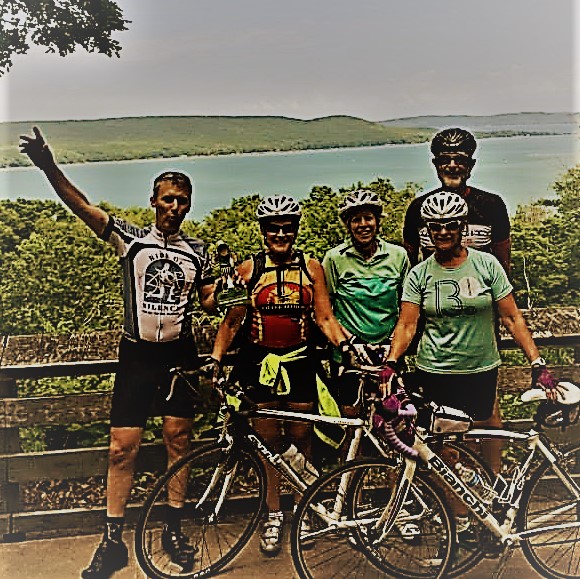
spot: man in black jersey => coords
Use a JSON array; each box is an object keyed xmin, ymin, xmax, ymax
[
  {"xmin": 403, "ymin": 128, "xmax": 512, "ymax": 480},
  {"xmin": 403, "ymin": 128, "xmax": 511, "ymax": 274},
  {"xmin": 19, "ymin": 127, "xmax": 219, "ymax": 578}
]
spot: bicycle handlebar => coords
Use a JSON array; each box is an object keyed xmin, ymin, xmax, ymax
[{"xmin": 382, "ymin": 408, "xmax": 419, "ymax": 459}]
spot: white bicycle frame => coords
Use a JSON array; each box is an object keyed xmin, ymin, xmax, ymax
[
  {"xmin": 388, "ymin": 426, "xmax": 580, "ymax": 548},
  {"xmin": 194, "ymin": 405, "xmax": 392, "ymax": 516}
]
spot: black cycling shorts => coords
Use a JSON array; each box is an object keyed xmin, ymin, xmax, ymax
[
  {"xmin": 110, "ymin": 336, "xmax": 200, "ymax": 427},
  {"xmin": 232, "ymin": 342, "xmax": 320, "ymax": 404},
  {"xmin": 407, "ymin": 367, "xmax": 499, "ymax": 422}
]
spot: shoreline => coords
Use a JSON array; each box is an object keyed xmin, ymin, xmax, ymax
[{"xmin": 0, "ymin": 132, "xmax": 571, "ymax": 172}]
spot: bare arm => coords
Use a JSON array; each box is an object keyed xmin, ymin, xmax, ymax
[
  {"xmin": 387, "ymin": 301, "xmax": 421, "ymax": 362},
  {"xmin": 309, "ymin": 258, "xmax": 349, "ymax": 347},
  {"xmin": 19, "ymin": 127, "xmax": 108, "ymax": 236},
  {"xmin": 496, "ymin": 293, "xmax": 539, "ymax": 362},
  {"xmin": 198, "ymin": 282, "xmax": 219, "ymax": 315}
]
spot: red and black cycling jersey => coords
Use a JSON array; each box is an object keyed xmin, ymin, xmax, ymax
[
  {"xmin": 403, "ymin": 186, "xmax": 511, "ymax": 266},
  {"xmin": 246, "ymin": 250, "xmax": 314, "ymax": 349}
]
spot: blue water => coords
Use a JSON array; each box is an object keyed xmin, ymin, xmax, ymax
[{"xmin": 1, "ymin": 134, "xmax": 578, "ymax": 219}]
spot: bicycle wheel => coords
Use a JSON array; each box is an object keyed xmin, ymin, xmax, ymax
[
  {"xmin": 433, "ymin": 441, "xmax": 495, "ymax": 577},
  {"xmin": 135, "ymin": 441, "xmax": 267, "ymax": 579},
  {"xmin": 291, "ymin": 458, "xmax": 454, "ymax": 579},
  {"xmin": 519, "ymin": 443, "xmax": 580, "ymax": 579}
]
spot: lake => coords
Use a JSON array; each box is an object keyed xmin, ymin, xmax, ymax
[{"xmin": 1, "ymin": 134, "xmax": 578, "ymax": 220}]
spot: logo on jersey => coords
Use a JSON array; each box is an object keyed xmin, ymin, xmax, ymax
[
  {"xmin": 254, "ymin": 282, "xmax": 310, "ymax": 313},
  {"xmin": 144, "ymin": 260, "xmax": 185, "ymax": 305},
  {"xmin": 435, "ymin": 278, "xmax": 477, "ymax": 317}
]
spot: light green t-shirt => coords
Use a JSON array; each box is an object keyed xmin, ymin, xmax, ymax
[
  {"xmin": 323, "ymin": 238, "xmax": 410, "ymax": 346},
  {"xmin": 402, "ymin": 249, "xmax": 513, "ymax": 374}
]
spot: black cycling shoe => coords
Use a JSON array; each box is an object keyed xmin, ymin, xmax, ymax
[
  {"xmin": 81, "ymin": 538, "xmax": 128, "ymax": 579},
  {"xmin": 161, "ymin": 525, "xmax": 197, "ymax": 571},
  {"xmin": 457, "ymin": 525, "xmax": 479, "ymax": 550}
]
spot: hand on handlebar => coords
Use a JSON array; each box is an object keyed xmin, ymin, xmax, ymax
[
  {"xmin": 378, "ymin": 360, "xmax": 400, "ymax": 398},
  {"xmin": 340, "ymin": 335, "xmax": 373, "ymax": 366},
  {"xmin": 201, "ymin": 357, "xmax": 225, "ymax": 399},
  {"xmin": 532, "ymin": 363, "xmax": 558, "ymax": 401}
]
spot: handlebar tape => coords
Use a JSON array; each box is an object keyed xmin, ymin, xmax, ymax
[{"xmin": 382, "ymin": 405, "xmax": 419, "ymax": 459}]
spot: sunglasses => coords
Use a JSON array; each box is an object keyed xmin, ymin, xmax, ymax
[
  {"xmin": 426, "ymin": 220, "xmax": 463, "ymax": 232},
  {"xmin": 433, "ymin": 154, "xmax": 472, "ymax": 167},
  {"xmin": 264, "ymin": 223, "xmax": 297, "ymax": 235}
]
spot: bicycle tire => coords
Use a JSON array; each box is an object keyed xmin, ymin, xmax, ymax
[
  {"xmin": 135, "ymin": 441, "xmax": 267, "ymax": 579},
  {"xmin": 291, "ymin": 458, "xmax": 455, "ymax": 579},
  {"xmin": 518, "ymin": 443, "xmax": 580, "ymax": 579}
]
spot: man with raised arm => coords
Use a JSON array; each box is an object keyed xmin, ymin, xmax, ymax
[{"xmin": 20, "ymin": 127, "xmax": 219, "ymax": 579}]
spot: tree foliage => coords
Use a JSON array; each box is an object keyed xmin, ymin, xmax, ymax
[
  {"xmin": 510, "ymin": 166, "xmax": 579, "ymax": 308},
  {"xmin": 1, "ymin": 168, "xmax": 578, "ymax": 337},
  {"xmin": 1, "ymin": 0, "xmax": 129, "ymax": 75}
]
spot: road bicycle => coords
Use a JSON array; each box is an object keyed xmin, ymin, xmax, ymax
[
  {"xmin": 134, "ymin": 363, "xmax": 489, "ymax": 578},
  {"xmin": 291, "ymin": 383, "xmax": 580, "ymax": 579}
]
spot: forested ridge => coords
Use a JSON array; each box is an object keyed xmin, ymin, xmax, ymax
[{"xmin": 0, "ymin": 117, "xmax": 434, "ymax": 168}]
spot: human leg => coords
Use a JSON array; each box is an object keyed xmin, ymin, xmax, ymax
[
  {"xmin": 252, "ymin": 402, "xmax": 285, "ymax": 555},
  {"xmin": 84, "ymin": 337, "xmax": 158, "ymax": 578},
  {"xmin": 473, "ymin": 397, "xmax": 503, "ymax": 475},
  {"xmin": 162, "ymin": 416, "xmax": 194, "ymax": 506},
  {"xmin": 81, "ymin": 426, "xmax": 142, "ymax": 579}
]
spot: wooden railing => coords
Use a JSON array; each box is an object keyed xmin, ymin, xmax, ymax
[{"xmin": 1, "ymin": 308, "xmax": 579, "ymax": 542}]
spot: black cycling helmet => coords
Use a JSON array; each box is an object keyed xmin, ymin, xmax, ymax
[{"xmin": 431, "ymin": 128, "xmax": 477, "ymax": 158}]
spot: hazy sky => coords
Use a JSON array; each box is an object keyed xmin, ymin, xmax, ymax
[{"xmin": 1, "ymin": 0, "xmax": 577, "ymax": 122}]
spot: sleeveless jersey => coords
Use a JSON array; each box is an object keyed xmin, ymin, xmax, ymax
[
  {"xmin": 101, "ymin": 217, "xmax": 213, "ymax": 342},
  {"xmin": 248, "ymin": 250, "xmax": 314, "ymax": 349}
]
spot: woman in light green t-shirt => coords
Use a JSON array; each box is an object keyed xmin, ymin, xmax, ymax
[
  {"xmin": 385, "ymin": 191, "xmax": 558, "ymax": 542},
  {"xmin": 386, "ymin": 192, "xmax": 558, "ymax": 463}
]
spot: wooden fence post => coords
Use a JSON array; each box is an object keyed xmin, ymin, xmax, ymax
[{"xmin": 0, "ymin": 372, "xmax": 23, "ymax": 540}]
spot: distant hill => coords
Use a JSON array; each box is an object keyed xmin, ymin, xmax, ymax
[
  {"xmin": 0, "ymin": 115, "xmax": 433, "ymax": 168},
  {"xmin": 379, "ymin": 112, "xmax": 579, "ymax": 134}
]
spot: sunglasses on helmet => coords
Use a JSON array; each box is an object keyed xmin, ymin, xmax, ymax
[{"xmin": 426, "ymin": 220, "xmax": 463, "ymax": 232}]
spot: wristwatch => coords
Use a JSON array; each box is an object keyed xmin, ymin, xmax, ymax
[{"xmin": 531, "ymin": 357, "xmax": 547, "ymax": 367}]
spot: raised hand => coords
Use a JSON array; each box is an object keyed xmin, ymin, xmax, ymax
[{"xmin": 19, "ymin": 126, "xmax": 55, "ymax": 170}]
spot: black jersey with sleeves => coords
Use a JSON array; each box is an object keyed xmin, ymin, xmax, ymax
[{"xmin": 403, "ymin": 186, "xmax": 510, "ymax": 263}]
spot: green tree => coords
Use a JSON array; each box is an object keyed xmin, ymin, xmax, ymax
[
  {"xmin": 0, "ymin": 208, "xmax": 122, "ymax": 335},
  {"xmin": 195, "ymin": 194, "xmax": 263, "ymax": 262},
  {"xmin": 510, "ymin": 166, "xmax": 579, "ymax": 307},
  {"xmin": 1, "ymin": 0, "xmax": 129, "ymax": 75}
]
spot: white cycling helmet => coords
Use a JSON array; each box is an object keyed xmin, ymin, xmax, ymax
[
  {"xmin": 338, "ymin": 189, "xmax": 383, "ymax": 222},
  {"xmin": 256, "ymin": 194, "xmax": 301, "ymax": 221},
  {"xmin": 420, "ymin": 191, "xmax": 468, "ymax": 221}
]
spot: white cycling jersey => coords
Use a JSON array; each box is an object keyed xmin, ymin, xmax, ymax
[{"xmin": 101, "ymin": 217, "xmax": 213, "ymax": 342}]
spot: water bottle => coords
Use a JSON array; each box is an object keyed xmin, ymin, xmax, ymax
[
  {"xmin": 455, "ymin": 462, "xmax": 495, "ymax": 504},
  {"xmin": 281, "ymin": 444, "xmax": 319, "ymax": 485}
]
